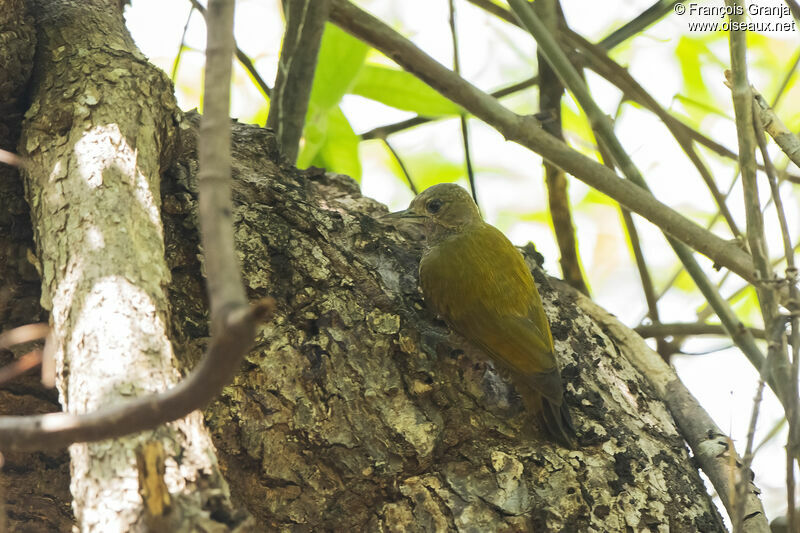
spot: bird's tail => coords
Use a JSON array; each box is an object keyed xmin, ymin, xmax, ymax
[{"xmin": 539, "ymin": 395, "xmax": 576, "ymax": 449}]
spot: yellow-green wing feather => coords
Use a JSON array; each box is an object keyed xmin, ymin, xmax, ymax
[{"xmin": 420, "ymin": 223, "xmax": 557, "ymax": 379}]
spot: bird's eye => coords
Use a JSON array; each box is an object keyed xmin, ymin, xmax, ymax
[{"xmin": 426, "ymin": 199, "xmax": 443, "ymax": 214}]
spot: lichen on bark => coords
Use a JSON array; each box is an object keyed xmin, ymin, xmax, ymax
[{"xmin": 163, "ymin": 115, "xmax": 726, "ymax": 532}]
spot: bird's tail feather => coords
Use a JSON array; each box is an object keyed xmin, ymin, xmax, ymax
[{"xmin": 540, "ymin": 396, "xmax": 576, "ymax": 449}]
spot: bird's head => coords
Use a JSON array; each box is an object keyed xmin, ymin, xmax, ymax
[{"xmin": 382, "ymin": 184, "xmax": 482, "ymax": 243}]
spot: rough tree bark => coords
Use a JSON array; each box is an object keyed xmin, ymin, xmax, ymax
[
  {"xmin": 12, "ymin": 1, "xmax": 244, "ymax": 531},
  {"xmin": 2, "ymin": 1, "xmax": 731, "ymax": 531},
  {"xmin": 157, "ymin": 113, "xmax": 725, "ymax": 532},
  {"xmin": 0, "ymin": 1, "xmax": 73, "ymax": 530}
]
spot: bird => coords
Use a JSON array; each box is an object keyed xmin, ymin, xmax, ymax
[{"xmin": 384, "ymin": 183, "xmax": 576, "ymax": 448}]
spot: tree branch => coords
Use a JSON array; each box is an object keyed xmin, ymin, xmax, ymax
[
  {"xmin": 635, "ymin": 322, "xmax": 765, "ymax": 339},
  {"xmin": 535, "ymin": 0, "xmax": 590, "ymax": 296},
  {"xmin": 267, "ymin": 0, "xmax": 330, "ymax": 162}
]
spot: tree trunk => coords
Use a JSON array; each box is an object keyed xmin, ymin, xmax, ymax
[
  {"xmin": 15, "ymin": 1, "xmax": 242, "ymax": 531},
  {"xmin": 3, "ymin": 1, "xmax": 727, "ymax": 531},
  {"xmin": 160, "ymin": 113, "xmax": 727, "ymax": 532}
]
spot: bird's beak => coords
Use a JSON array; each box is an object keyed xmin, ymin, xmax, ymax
[{"xmin": 380, "ymin": 208, "xmax": 425, "ymax": 224}]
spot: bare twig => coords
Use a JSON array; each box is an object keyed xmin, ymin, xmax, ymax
[
  {"xmin": 0, "ymin": 350, "xmax": 43, "ymax": 386},
  {"xmin": 750, "ymin": 82, "xmax": 800, "ymax": 172},
  {"xmin": 635, "ymin": 322, "xmax": 765, "ymax": 339},
  {"xmin": 535, "ymin": 0, "xmax": 590, "ymax": 296},
  {"xmin": 267, "ymin": 0, "xmax": 330, "ymax": 162},
  {"xmin": 623, "ymin": 211, "xmax": 660, "ymax": 323},
  {"xmin": 188, "ymin": 0, "xmax": 272, "ymax": 101},
  {"xmin": 0, "ymin": 298, "xmax": 273, "ymax": 450},
  {"xmin": 328, "ymin": 0, "xmax": 757, "ymax": 283},
  {"xmin": 734, "ymin": 361, "xmax": 768, "ymax": 532},
  {"xmin": 724, "ymin": 65, "xmax": 777, "ymax": 327},
  {"xmin": 382, "ymin": 138, "xmax": 417, "ymax": 194},
  {"xmin": 0, "ymin": 149, "xmax": 22, "ymax": 168},
  {"xmin": 170, "ymin": 5, "xmax": 194, "ymax": 81},
  {"xmin": 771, "ymin": 48, "xmax": 800, "ymax": 110},
  {"xmin": 597, "ymin": 0, "xmax": 679, "ymax": 50},
  {"xmin": 0, "ymin": 323, "xmax": 49, "ymax": 350},
  {"xmin": 447, "ymin": 0, "xmax": 477, "ymax": 204}
]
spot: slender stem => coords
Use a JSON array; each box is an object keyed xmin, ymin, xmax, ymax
[
  {"xmin": 382, "ymin": 138, "xmax": 417, "ymax": 195},
  {"xmin": 447, "ymin": 0, "xmax": 477, "ymax": 204},
  {"xmin": 734, "ymin": 367, "xmax": 767, "ymax": 532},
  {"xmin": 171, "ymin": 6, "xmax": 195, "ymax": 81},
  {"xmin": 360, "ymin": 76, "xmax": 538, "ymax": 140}
]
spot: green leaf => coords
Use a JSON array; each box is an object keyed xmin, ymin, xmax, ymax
[
  {"xmin": 308, "ymin": 23, "xmax": 368, "ymax": 112},
  {"xmin": 297, "ymin": 103, "xmax": 328, "ymax": 168},
  {"xmin": 351, "ymin": 65, "xmax": 462, "ymax": 116},
  {"xmin": 296, "ymin": 24, "xmax": 367, "ymax": 178},
  {"xmin": 315, "ymin": 106, "xmax": 362, "ymax": 181},
  {"xmin": 298, "ymin": 106, "xmax": 361, "ymax": 181}
]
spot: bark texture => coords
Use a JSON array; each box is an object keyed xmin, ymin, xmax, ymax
[
  {"xmin": 2, "ymin": 1, "xmax": 731, "ymax": 530},
  {"xmin": 0, "ymin": 2, "xmax": 74, "ymax": 530},
  {"xmin": 160, "ymin": 114, "xmax": 727, "ymax": 532},
  {"xmin": 17, "ymin": 1, "xmax": 241, "ymax": 531}
]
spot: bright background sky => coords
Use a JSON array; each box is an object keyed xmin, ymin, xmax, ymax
[{"xmin": 126, "ymin": 0, "xmax": 799, "ymax": 523}]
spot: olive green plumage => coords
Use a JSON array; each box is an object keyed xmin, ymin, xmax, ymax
[{"xmin": 386, "ymin": 183, "xmax": 575, "ymax": 448}]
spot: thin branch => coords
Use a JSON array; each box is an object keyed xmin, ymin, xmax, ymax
[
  {"xmin": 597, "ymin": 0, "xmax": 679, "ymax": 50},
  {"xmin": 724, "ymin": 46, "xmax": 777, "ymax": 330},
  {"xmin": 0, "ymin": 299, "xmax": 273, "ymax": 450},
  {"xmin": 635, "ymin": 322, "xmax": 765, "ymax": 339},
  {"xmin": 789, "ymin": 445, "xmax": 797, "ymax": 533},
  {"xmin": 359, "ymin": 75, "xmax": 538, "ymax": 140},
  {"xmin": 0, "ymin": 350, "xmax": 43, "ymax": 386},
  {"xmin": 198, "ymin": 0, "xmax": 247, "ymax": 328},
  {"xmin": 189, "ymin": 0, "xmax": 272, "ymax": 101},
  {"xmin": 328, "ymin": 0, "xmax": 757, "ymax": 284},
  {"xmin": 623, "ymin": 211, "xmax": 660, "ymax": 327},
  {"xmin": 771, "ymin": 48, "xmax": 800, "ymax": 110},
  {"xmin": 536, "ymin": 0, "xmax": 590, "ymax": 296},
  {"xmin": 0, "ymin": 323, "xmax": 49, "ymax": 350},
  {"xmin": 734, "ymin": 363, "xmax": 768, "ymax": 532},
  {"xmin": 0, "ymin": 0, "xmax": 270, "ymax": 452},
  {"xmin": 170, "ymin": 5, "xmax": 194, "ymax": 81},
  {"xmin": 0, "ymin": 149, "xmax": 22, "ymax": 168},
  {"xmin": 267, "ymin": 0, "xmax": 330, "ymax": 162},
  {"xmin": 750, "ymin": 81, "xmax": 800, "ymax": 171},
  {"xmin": 382, "ymin": 138, "xmax": 417, "ymax": 195},
  {"xmin": 447, "ymin": 0, "xmax": 477, "ymax": 204}
]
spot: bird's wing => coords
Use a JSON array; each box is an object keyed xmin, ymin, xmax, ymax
[{"xmin": 420, "ymin": 223, "xmax": 559, "ymax": 383}]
